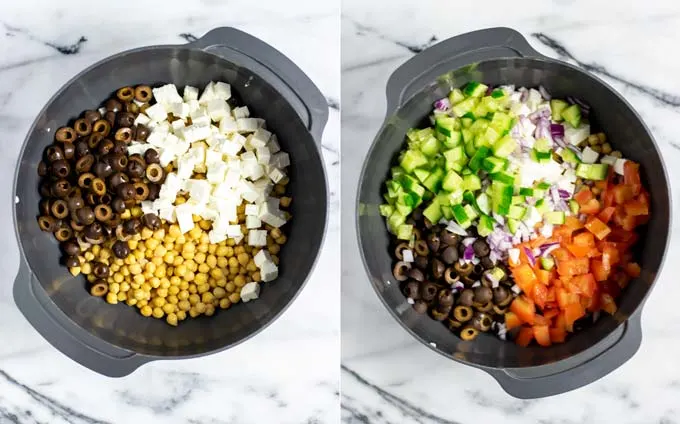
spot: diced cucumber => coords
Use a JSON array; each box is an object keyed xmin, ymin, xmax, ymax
[
  {"xmin": 468, "ymin": 146, "xmax": 491, "ymax": 172},
  {"xmin": 395, "ymin": 203, "xmax": 412, "ymax": 216},
  {"xmin": 435, "ymin": 117, "xmax": 457, "ymax": 137},
  {"xmin": 448, "ymin": 189, "xmax": 464, "ymax": 205},
  {"xmin": 476, "ymin": 193, "xmax": 491, "ymax": 215},
  {"xmin": 519, "ymin": 187, "xmax": 535, "ymax": 196},
  {"xmin": 481, "ymin": 156, "xmax": 507, "ymax": 174},
  {"xmin": 511, "ymin": 195, "xmax": 525, "ymax": 205},
  {"xmin": 480, "ymin": 96, "xmax": 501, "ymax": 113},
  {"xmin": 535, "ymin": 198, "xmax": 549, "ymax": 214},
  {"xmin": 441, "ymin": 205, "xmax": 454, "ymax": 220},
  {"xmin": 540, "ymin": 256, "xmax": 555, "ymax": 271},
  {"xmin": 413, "ymin": 168, "xmax": 431, "ymax": 184},
  {"xmin": 462, "ymin": 174, "xmax": 482, "ymax": 192},
  {"xmin": 490, "ymin": 171, "xmax": 515, "ymax": 185},
  {"xmin": 490, "ymin": 88, "xmax": 506, "ymax": 99},
  {"xmin": 469, "ymin": 118, "xmax": 490, "ymax": 135},
  {"xmin": 530, "ymin": 148, "xmax": 552, "ymax": 164},
  {"xmin": 491, "ymin": 181, "xmax": 513, "ymax": 216},
  {"xmin": 409, "ymin": 183, "xmax": 426, "ymax": 200},
  {"xmin": 507, "ymin": 218, "xmax": 520, "ymax": 234},
  {"xmin": 545, "ymin": 211, "xmax": 566, "ymax": 225},
  {"xmin": 463, "ymin": 191, "xmax": 476, "ymax": 205},
  {"xmin": 550, "ymin": 99, "xmax": 569, "ymax": 122},
  {"xmin": 492, "ymin": 135, "xmax": 517, "ymax": 157},
  {"xmin": 559, "ymin": 147, "xmax": 581, "ymax": 164},
  {"xmin": 441, "ymin": 130, "xmax": 462, "ymax": 148},
  {"xmin": 423, "ymin": 167, "xmax": 445, "ymax": 191},
  {"xmin": 536, "ymin": 182, "xmax": 552, "ymax": 190},
  {"xmin": 461, "ymin": 117, "xmax": 474, "ymax": 128},
  {"xmin": 452, "ymin": 98, "xmax": 478, "ymax": 117},
  {"xmin": 462, "ymin": 128, "xmax": 475, "ymax": 144},
  {"xmin": 387, "ymin": 211, "xmax": 406, "ymax": 232},
  {"xmin": 471, "ymin": 103, "xmax": 489, "ymax": 119},
  {"xmin": 489, "ymin": 112, "xmax": 513, "ymax": 133},
  {"xmin": 400, "ymin": 149, "xmax": 428, "ymax": 173},
  {"xmin": 569, "ymin": 199, "xmax": 580, "ymax": 214},
  {"xmin": 396, "ymin": 224, "xmax": 413, "ymax": 240},
  {"xmin": 443, "ymin": 146, "xmax": 466, "ymax": 170},
  {"xmin": 463, "ymin": 204, "xmax": 479, "ymax": 221},
  {"xmin": 383, "ymin": 193, "xmax": 393, "ymax": 205},
  {"xmin": 575, "ymin": 163, "xmax": 609, "ymax": 181},
  {"xmin": 463, "ymin": 81, "xmax": 488, "ymax": 98},
  {"xmin": 420, "ymin": 136, "xmax": 440, "ymax": 157},
  {"xmin": 477, "ymin": 214, "xmax": 495, "ymax": 237},
  {"xmin": 508, "ymin": 205, "xmax": 527, "ymax": 220},
  {"xmin": 464, "ymin": 138, "xmax": 477, "ymax": 158},
  {"xmin": 423, "ymin": 201, "xmax": 443, "ymax": 224},
  {"xmin": 398, "ymin": 174, "xmax": 419, "ymax": 191},
  {"xmin": 436, "ymin": 193, "xmax": 451, "ymax": 206},
  {"xmin": 461, "ymin": 168, "xmax": 472, "ymax": 176},
  {"xmin": 477, "ymin": 127, "xmax": 501, "ymax": 147},
  {"xmin": 534, "ymin": 138, "xmax": 552, "ymax": 153},
  {"xmin": 561, "ymin": 104, "xmax": 582, "ymax": 128},
  {"xmin": 451, "ymin": 204, "xmax": 472, "ymax": 228},
  {"xmin": 379, "ymin": 204, "xmax": 394, "ymax": 217},
  {"xmin": 442, "ymin": 170, "xmax": 464, "ymax": 191},
  {"xmin": 391, "ymin": 166, "xmax": 406, "ymax": 179},
  {"xmin": 448, "ymin": 88, "xmax": 465, "ymax": 105}
]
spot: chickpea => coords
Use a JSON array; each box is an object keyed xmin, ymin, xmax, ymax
[
  {"xmin": 195, "ymin": 302, "xmax": 207, "ymax": 314},
  {"xmin": 217, "ymin": 257, "xmax": 229, "ymax": 268},
  {"xmin": 195, "ymin": 273, "xmax": 209, "ymax": 285},
  {"xmin": 202, "ymin": 292, "xmax": 214, "ymax": 304},
  {"xmin": 199, "ymin": 220, "xmax": 212, "ymax": 230},
  {"xmin": 189, "ymin": 294, "xmax": 200, "ymax": 305},
  {"xmin": 208, "ymin": 244, "xmax": 217, "ymax": 255},
  {"xmin": 117, "ymin": 292, "xmax": 127, "ymax": 302},
  {"xmin": 226, "ymin": 282, "xmax": 236, "ymax": 293},
  {"xmin": 177, "ymin": 311, "xmax": 187, "ymax": 321},
  {"xmin": 206, "ymin": 255, "xmax": 217, "ymax": 268},
  {"xmin": 141, "ymin": 305, "xmax": 153, "ymax": 317},
  {"xmin": 164, "ymin": 252, "xmax": 175, "ymax": 264},
  {"xmin": 205, "ymin": 304, "xmax": 215, "ymax": 317},
  {"xmin": 228, "ymin": 292, "xmax": 240, "ymax": 303},
  {"xmin": 252, "ymin": 271, "xmax": 261, "ymax": 282},
  {"xmin": 237, "ymin": 253, "xmax": 249, "ymax": 266},
  {"xmin": 178, "ymin": 300, "xmax": 191, "ymax": 311},
  {"xmin": 185, "ymin": 260, "xmax": 197, "ymax": 272},
  {"xmin": 184, "ymin": 271, "xmax": 195, "ymax": 282},
  {"xmin": 156, "ymin": 288, "xmax": 168, "ymax": 298},
  {"xmin": 169, "ymin": 225, "xmax": 181, "ymax": 238},
  {"xmin": 198, "ymin": 263, "xmax": 210, "ymax": 274},
  {"xmin": 106, "ymin": 292, "xmax": 118, "ymax": 304},
  {"xmin": 152, "ymin": 307, "xmax": 164, "ymax": 319}
]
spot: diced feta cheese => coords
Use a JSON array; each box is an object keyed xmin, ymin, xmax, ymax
[
  {"xmin": 540, "ymin": 222, "xmax": 554, "ymax": 238},
  {"xmin": 205, "ymin": 149, "xmax": 223, "ymax": 166},
  {"xmin": 259, "ymin": 198, "xmax": 287, "ymax": 228},
  {"xmin": 177, "ymin": 157, "xmax": 195, "ymax": 180},
  {"xmin": 246, "ymin": 215, "xmax": 262, "ymax": 229},
  {"xmin": 268, "ymin": 167, "xmax": 286, "ymax": 184},
  {"xmin": 189, "ymin": 180, "xmax": 212, "ymax": 204},
  {"xmin": 240, "ymin": 151, "xmax": 256, "ymax": 162},
  {"xmin": 600, "ymin": 155, "xmax": 617, "ymax": 166},
  {"xmin": 169, "ymin": 102, "xmax": 190, "ymax": 119},
  {"xmin": 523, "ymin": 206, "xmax": 543, "ymax": 229},
  {"xmin": 225, "ymin": 224, "xmax": 242, "ymax": 237},
  {"xmin": 237, "ymin": 118, "xmax": 259, "ymax": 133},
  {"xmin": 187, "ymin": 99, "xmax": 200, "ymax": 113},
  {"xmin": 171, "ymin": 119, "xmax": 186, "ymax": 132},
  {"xmin": 402, "ymin": 249, "xmax": 414, "ymax": 263},
  {"xmin": 190, "ymin": 108, "xmax": 211, "ymax": 126},
  {"xmin": 614, "ymin": 158, "xmax": 627, "ymax": 175},
  {"xmin": 153, "ymin": 84, "xmax": 183, "ymax": 105},
  {"xmin": 256, "ymin": 146, "xmax": 271, "ymax": 165},
  {"xmin": 134, "ymin": 113, "xmax": 151, "ymax": 126},
  {"xmin": 218, "ymin": 139, "xmax": 242, "ymax": 157},
  {"xmin": 564, "ymin": 124, "xmax": 590, "ymax": 145},
  {"xmin": 140, "ymin": 200, "xmax": 155, "ymax": 215},
  {"xmin": 159, "ymin": 149, "xmax": 176, "ymax": 167},
  {"xmin": 260, "ymin": 260, "xmax": 278, "ymax": 282},
  {"xmin": 240, "ymin": 282, "xmax": 260, "ymax": 302},
  {"xmin": 198, "ymin": 81, "xmax": 216, "ymax": 104},
  {"xmin": 213, "ymin": 81, "xmax": 232, "ymax": 100},
  {"xmin": 232, "ymin": 106, "xmax": 249, "ymax": 119},
  {"xmin": 208, "ymin": 100, "xmax": 231, "ymax": 123},
  {"xmin": 145, "ymin": 103, "xmax": 168, "ymax": 122},
  {"xmin": 183, "ymin": 86, "xmax": 199, "ymax": 102},
  {"xmin": 208, "ymin": 229, "xmax": 227, "ymax": 244},
  {"xmin": 146, "ymin": 133, "xmax": 167, "ymax": 149},
  {"xmin": 508, "ymin": 248, "xmax": 520, "ymax": 264},
  {"xmin": 253, "ymin": 118, "xmax": 265, "ymax": 128},
  {"xmin": 271, "ymin": 152, "xmax": 290, "ymax": 168},
  {"xmin": 581, "ymin": 146, "xmax": 599, "ymax": 164},
  {"xmin": 127, "ymin": 142, "xmax": 155, "ymax": 156},
  {"xmin": 268, "ymin": 134, "xmax": 281, "ymax": 154},
  {"xmin": 254, "ymin": 250, "xmax": 272, "ymax": 268},
  {"xmin": 231, "ymin": 133, "xmax": 247, "ymax": 146},
  {"xmin": 183, "ymin": 124, "xmax": 212, "ymax": 143},
  {"xmin": 219, "ymin": 117, "xmax": 238, "ymax": 134},
  {"xmin": 248, "ymin": 229, "xmax": 267, "ymax": 246},
  {"xmin": 175, "ymin": 203, "xmax": 195, "ymax": 234},
  {"xmin": 245, "ymin": 204, "xmax": 259, "ymax": 216},
  {"xmin": 206, "ymin": 161, "xmax": 228, "ymax": 184},
  {"xmin": 217, "ymin": 169, "xmax": 240, "ymax": 189},
  {"xmin": 251, "ymin": 128, "xmax": 271, "ymax": 147},
  {"xmin": 239, "ymin": 180, "xmax": 259, "ymax": 202}
]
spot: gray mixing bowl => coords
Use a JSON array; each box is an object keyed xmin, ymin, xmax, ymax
[{"xmin": 13, "ymin": 27, "xmax": 329, "ymax": 377}]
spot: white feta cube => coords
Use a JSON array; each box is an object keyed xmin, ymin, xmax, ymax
[
  {"xmin": 187, "ymin": 99, "xmax": 200, "ymax": 113},
  {"xmin": 248, "ymin": 229, "xmax": 267, "ymax": 246},
  {"xmin": 240, "ymin": 282, "xmax": 260, "ymax": 302},
  {"xmin": 206, "ymin": 162, "xmax": 228, "ymax": 184},
  {"xmin": 177, "ymin": 157, "xmax": 195, "ymax": 180},
  {"xmin": 260, "ymin": 260, "xmax": 278, "ymax": 282},
  {"xmin": 213, "ymin": 81, "xmax": 232, "ymax": 100},
  {"xmin": 159, "ymin": 206, "xmax": 176, "ymax": 223},
  {"xmin": 189, "ymin": 180, "xmax": 212, "ymax": 204},
  {"xmin": 127, "ymin": 142, "xmax": 154, "ymax": 156},
  {"xmin": 614, "ymin": 158, "xmax": 628, "ymax": 175},
  {"xmin": 134, "ymin": 113, "xmax": 151, "ymax": 126},
  {"xmin": 251, "ymin": 128, "xmax": 271, "ymax": 148},
  {"xmin": 246, "ymin": 215, "xmax": 262, "ymax": 229},
  {"xmin": 245, "ymin": 204, "xmax": 259, "ymax": 216},
  {"xmin": 208, "ymin": 230, "xmax": 227, "ymax": 244},
  {"xmin": 268, "ymin": 167, "xmax": 286, "ymax": 184},
  {"xmin": 171, "ymin": 119, "xmax": 186, "ymax": 132},
  {"xmin": 232, "ymin": 106, "xmax": 250, "ymax": 119},
  {"xmin": 159, "ymin": 149, "xmax": 176, "ymax": 167},
  {"xmin": 222, "ymin": 169, "xmax": 241, "ymax": 188},
  {"xmin": 268, "ymin": 135, "xmax": 281, "ymax": 154},
  {"xmin": 256, "ymin": 146, "xmax": 271, "ymax": 165},
  {"xmin": 198, "ymin": 82, "xmax": 215, "ymax": 104},
  {"xmin": 175, "ymin": 203, "xmax": 195, "ymax": 234},
  {"xmin": 218, "ymin": 139, "xmax": 242, "ymax": 157},
  {"xmin": 237, "ymin": 118, "xmax": 260, "ymax": 133},
  {"xmin": 241, "ymin": 151, "xmax": 256, "ymax": 162},
  {"xmin": 271, "ymin": 152, "xmax": 290, "ymax": 168},
  {"xmin": 183, "ymin": 124, "xmax": 212, "ymax": 143},
  {"xmin": 145, "ymin": 103, "xmax": 168, "ymax": 123},
  {"xmin": 169, "ymin": 102, "xmax": 190, "ymax": 119},
  {"xmin": 207, "ymin": 99, "xmax": 230, "ymax": 121},
  {"xmin": 190, "ymin": 108, "xmax": 211, "ymax": 126},
  {"xmin": 254, "ymin": 250, "xmax": 272, "ymax": 268},
  {"xmin": 205, "ymin": 149, "xmax": 223, "ymax": 166},
  {"xmin": 225, "ymin": 224, "xmax": 242, "ymax": 238},
  {"xmin": 153, "ymin": 84, "xmax": 183, "ymax": 105},
  {"xmin": 140, "ymin": 200, "xmax": 155, "ymax": 215},
  {"xmin": 239, "ymin": 180, "xmax": 259, "ymax": 202},
  {"xmin": 259, "ymin": 199, "xmax": 287, "ymax": 228},
  {"xmin": 231, "ymin": 133, "xmax": 247, "ymax": 146},
  {"xmin": 219, "ymin": 117, "xmax": 238, "ymax": 134},
  {"xmin": 183, "ymin": 86, "xmax": 199, "ymax": 102}
]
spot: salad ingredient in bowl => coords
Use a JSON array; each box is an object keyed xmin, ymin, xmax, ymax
[{"xmin": 381, "ymin": 81, "xmax": 650, "ymax": 345}]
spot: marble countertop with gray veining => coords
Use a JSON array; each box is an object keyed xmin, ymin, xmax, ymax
[
  {"xmin": 0, "ymin": 1, "xmax": 340, "ymax": 423},
  {"xmin": 341, "ymin": 0, "xmax": 680, "ymax": 422}
]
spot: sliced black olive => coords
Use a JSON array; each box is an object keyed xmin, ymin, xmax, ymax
[
  {"xmin": 414, "ymin": 255, "xmax": 428, "ymax": 270},
  {"xmin": 480, "ymin": 256, "xmax": 494, "ymax": 270},
  {"xmin": 111, "ymin": 197, "xmax": 126, "ymax": 213},
  {"xmin": 453, "ymin": 305, "xmax": 474, "ymax": 322},
  {"xmin": 76, "ymin": 207, "xmax": 95, "ymax": 225},
  {"xmin": 471, "ymin": 312, "xmax": 493, "ymax": 332},
  {"xmin": 92, "ymin": 262, "xmax": 110, "ymax": 279},
  {"xmin": 136, "ymin": 125, "xmax": 151, "ymax": 142},
  {"xmin": 420, "ymin": 282, "xmax": 438, "ymax": 302},
  {"xmin": 444, "ymin": 267, "xmax": 460, "ymax": 285},
  {"xmin": 84, "ymin": 222, "xmax": 103, "ymax": 240},
  {"xmin": 112, "ymin": 140, "xmax": 128, "ymax": 155},
  {"xmin": 109, "ymin": 154, "xmax": 128, "ymax": 171},
  {"xmin": 90, "ymin": 281, "xmax": 108, "ymax": 297},
  {"xmin": 37, "ymin": 216, "xmax": 57, "ymax": 232},
  {"xmin": 46, "ymin": 145, "xmax": 64, "ymax": 162},
  {"xmin": 392, "ymin": 261, "xmax": 410, "ymax": 281},
  {"xmin": 55, "ymin": 127, "xmax": 76, "ymax": 143},
  {"xmin": 74, "ymin": 118, "xmax": 92, "ymax": 136},
  {"xmin": 432, "ymin": 305, "xmax": 451, "ymax": 321},
  {"xmin": 141, "ymin": 213, "xmax": 161, "ymax": 230},
  {"xmin": 61, "ymin": 240, "xmax": 80, "ymax": 256},
  {"xmin": 441, "ymin": 246, "xmax": 458, "ymax": 265},
  {"xmin": 109, "ymin": 172, "xmax": 129, "ymax": 189},
  {"xmin": 123, "ymin": 218, "xmax": 141, "ymax": 235},
  {"xmin": 38, "ymin": 161, "xmax": 48, "ymax": 177},
  {"xmin": 97, "ymin": 138, "xmax": 115, "ymax": 156},
  {"xmin": 145, "ymin": 163, "xmax": 164, "ymax": 183},
  {"xmin": 458, "ymin": 289, "xmax": 474, "ymax": 306},
  {"xmin": 472, "ymin": 239, "xmax": 490, "ymax": 257},
  {"xmin": 84, "ymin": 110, "xmax": 101, "ymax": 124},
  {"xmin": 407, "ymin": 267, "xmax": 425, "ymax": 282},
  {"xmin": 75, "ymin": 154, "xmax": 94, "ymax": 173},
  {"xmin": 50, "ymin": 159, "xmax": 70, "ymax": 178},
  {"xmin": 431, "ymin": 258, "xmax": 445, "ymax": 280},
  {"xmin": 447, "ymin": 318, "xmax": 463, "ymax": 331},
  {"xmin": 394, "ymin": 242, "xmax": 409, "ymax": 260},
  {"xmin": 440, "ymin": 231, "xmax": 460, "ymax": 246},
  {"xmin": 105, "ymin": 98, "xmax": 123, "ymax": 113},
  {"xmin": 438, "ymin": 289, "xmax": 454, "ymax": 307},
  {"xmin": 426, "ymin": 233, "xmax": 440, "ymax": 252},
  {"xmin": 460, "ymin": 326, "xmax": 479, "ymax": 341},
  {"xmin": 51, "ymin": 179, "xmax": 71, "ymax": 198},
  {"xmin": 112, "ymin": 240, "xmax": 130, "ymax": 259},
  {"xmin": 411, "ymin": 208, "xmax": 423, "ymax": 221},
  {"xmin": 64, "ymin": 255, "xmax": 80, "ymax": 268},
  {"xmin": 62, "ymin": 142, "xmax": 75, "ymax": 160},
  {"xmin": 403, "ymin": 281, "xmax": 420, "ymax": 299},
  {"xmin": 117, "ymin": 112, "xmax": 135, "ymax": 128},
  {"xmin": 474, "ymin": 286, "xmax": 493, "ymax": 304},
  {"xmin": 454, "ymin": 261, "xmax": 473, "ymax": 276},
  {"xmin": 127, "ymin": 160, "xmax": 145, "ymax": 179},
  {"xmin": 413, "ymin": 300, "xmax": 428, "ymax": 314},
  {"xmin": 116, "ymin": 86, "xmax": 135, "ymax": 102}
]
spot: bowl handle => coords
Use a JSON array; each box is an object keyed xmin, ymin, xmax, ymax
[
  {"xmin": 385, "ymin": 27, "xmax": 546, "ymax": 118},
  {"xmin": 13, "ymin": 258, "xmax": 150, "ymax": 377},
  {"xmin": 188, "ymin": 27, "xmax": 329, "ymax": 145},
  {"xmin": 483, "ymin": 313, "xmax": 642, "ymax": 399}
]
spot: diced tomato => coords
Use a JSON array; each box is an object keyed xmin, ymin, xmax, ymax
[
  {"xmin": 504, "ymin": 312, "xmax": 523, "ymax": 330},
  {"xmin": 532, "ymin": 283, "xmax": 548, "ymax": 309},
  {"xmin": 529, "ymin": 236, "xmax": 548, "ymax": 249},
  {"xmin": 510, "ymin": 296, "xmax": 536, "ymax": 325},
  {"xmin": 566, "ymin": 244, "xmax": 591, "ymax": 258},
  {"xmin": 556, "ymin": 287, "xmax": 580, "ymax": 309},
  {"xmin": 534, "ymin": 314, "xmax": 551, "ymax": 326},
  {"xmin": 570, "ymin": 273, "xmax": 596, "ymax": 298},
  {"xmin": 601, "ymin": 293, "xmax": 618, "ymax": 315},
  {"xmin": 573, "ymin": 232, "xmax": 595, "ymax": 247},
  {"xmin": 563, "ymin": 303, "xmax": 586, "ymax": 332},
  {"xmin": 557, "ymin": 257, "xmax": 590, "ymax": 277},
  {"xmin": 543, "ymin": 308, "xmax": 559, "ymax": 320},
  {"xmin": 613, "ymin": 271, "xmax": 631, "ymax": 289},
  {"xmin": 546, "ymin": 286, "xmax": 556, "ymax": 303},
  {"xmin": 585, "ymin": 217, "xmax": 611, "ymax": 240},
  {"xmin": 553, "ymin": 312, "xmax": 567, "ymax": 331},
  {"xmin": 552, "ymin": 247, "xmax": 573, "ymax": 262},
  {"xmin": 613, "ymin": 185, "xmax": 635, "ymax": 205},
  {"xmin": 584, "ymin": 284, "xmax": 601, "ymax": 312},
  {"xmin": 515, "ymin": 327, "xmax": 534, "ymax": 347},
  {"xmin": 512, "ymin": 264, "xmax": 538, "ymax": 294},
  {"xmin": 564, "ymin": 216, "xmax": 584, "ymax": 231},
  {"xmin": 625, "ymin": 262, "xmax": 641, "ymax": 278},
  {"xmin": 580, "ymin": 198, "xmax": 601, "ymax": 215},
  {"xmin": 624, "ymin": 199, "xmax": 649, "ymax": 217},
  {"xmin": 536, "ymin": 269, "xmax": 551, "ymax": 286},
  {"xmin": 574, "ymin": 187, "xmax": 594, "ymax": 205},
  {"xmin": 602, "ymin": 246, "xmax": 620, "ymax": 269},
  {"xmin": 591, "ymin": 259, "xmax": 610, "ymax": 282},
  {"xmin": 603, "ymin": 190, "xmax": 615, "ymax": 208},
  {"xmin": 597, "ymin": 206, "xmax": 616, "ymax": 224},
  {"xmin": 533, "ymin": 326, "xmax": 552, "ymax": 347},
  {"xmin": 623, "ymin": 161, "xmax": 641, "ymax": 186},
  {"xmin": 549, "ymin": 327, "xmax": 567, "ymax": 343}
]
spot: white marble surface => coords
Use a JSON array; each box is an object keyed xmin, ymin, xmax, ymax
[
  {"xmin": 0, "ymin": 1, "xmax": 339, "ymax": 423},
  {"xmin": 341, "ymin": 0, "xmax": 680, "ymax": 422}
]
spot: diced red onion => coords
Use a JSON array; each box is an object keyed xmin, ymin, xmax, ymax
[
  {"xmin": 534, "ymin": 117, "xmax": 553, "ymax": 141},
  {"xmin": 558, "ymin": 189, "xmax": 570, "ymax": 199},
  {"xmin": 523, "ymin": 246, "xmax": 536, "ymax": 267},
  {"xmin": 539, "ymin": 86, "xmax": 551, "ymax": 100},
  {"xmin": 519, "ymin": 88, "xmax": 529, "ymax": 102},
  {"xmin": 453, "ymin": 281, "xmax": 465, "ymax": 291},
  {"xmin": 434, "ymin": 97, "xmax": 450, "ymax": 111},
  {"xmin": 550, "ymin": 123, "xmax": 565, "ymax": 138},
  {"xmin": 561, "ymin": 160, "xmax": 575, "ymax": 170},
  {"xmin": 533, "ymin": 247, "xmax": 541, "ymax": 257},
  {"xmin": 484, "ymin": 271, "xmax": 500, "ymax": 288},
  {"xmin": 489, "ymin": 250, "xmax": 500, "ymax": 264},
  {"xmin": 566, "ymin": 144, "xmax": 583, "ymax": 160},
  {"xmin": 553, "ymin": 136, "xmax": 566, "ymax": 148},
  {"xmin": 463, "ymin": 245, "xmax": 475, "ymax": 261},
  {"xmin": 462, "ymin": 237, "xmax": 476, "ymax": 247},
  {"xmin": 539, "ymin": 242, "xmax": 560, "ymax": 257},
  {"xmin": 445, "ymin": 221, "xmax": 468, "ymax": 236}
]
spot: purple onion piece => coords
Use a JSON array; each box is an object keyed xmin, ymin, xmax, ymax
[
  {"xmin": 566, "ymin": 144, "xmax": 583, "ymax": 160},
  {"xmin": 464, "ymin": 245, "xmax": 475, "ymax": 261},
  {"xmin": 558, "ymin": 189, "xmax": 570, "ymax": 199},
  {"xmin": 434, "ymin": 97, "xmax": 450, "ymax": 111},
  {"xmin": 550, "ymin": 123, "xmax": 565, "ymax": 138},
  {"xmin": 539, "ymin": 86, "xmax": 551, "ymax": 100},
  {"xmin": 523, "ymin": 246, "xmax": 536, "ymax": 267}
]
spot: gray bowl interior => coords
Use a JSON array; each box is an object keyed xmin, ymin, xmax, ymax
[
  {"xmin": 15, "ymin": 47, "xmax": 327, "ymax": 357},
  {"xmin": 358, "ymin": 57, "xmax": 669, "ymax": 368}
]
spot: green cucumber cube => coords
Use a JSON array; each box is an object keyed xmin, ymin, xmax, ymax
[
  {"xmin": 536, "ymin": 182, "xmax": 552, "ymax": 190},
  {"xmin": 396, "ymin": 224, "xmax": 414, "ymax": 240},
  {"xmin": 492, "ymin": 135, "xmax": 518, "ymax": 157},
  {"xmin": 481, "ymin": 156, "xmax": 507, "ymax": 174},
  {"xmin": 387, "ymin": 211, "xmax": 406, "ymax": 232},
  {"xmin": 519, "ymin": 187, "xmax": 535, "ymax": 197},
  {"xmin": 441, "ymin": 205, "xmax": 454, "ymax": 220},
  {"xmin": 462, "ymin": 174, "xmax": 482, "ymax": 191},
  {"xmin": 420, "ymin": 136, "xmax": 440, "ymax": 157},
  {"xmin": 561, "ymin": 104, "xmax": 582, "ymax": 128},
  {"xmin": 469, "ymin": 118, "xmax": 490, "ymax": 135},
  {"xmin": 448, "ymin": 88, "xmax": 465, "ymax": 105},
  {"xmin": 511, "ymin": 195, "xmax": 526, "ymax": 205},
  {"xmin": 451, "ymin": 204, "xmax": 472, "ymax": 228},
  {"xmin": 477, "ymin": 214, "xmax": 495, "ymax": 236},
  {"xmin": 540, "ymin": 256, "xmax": 555, "ymax": 270},
  {"xmin": 575, "ymin": 163, "xmax": 609, "ymax": 181},
  {"xmin": 391, "ymin": 166, "xmax": 406, "ymax": 178},
  {"xmin": 490, "ymin": 171, "xmax": 515, "ymax": 185},
  {"xmin": 435, "ymin": 117, "xmax": 457, "ymax": 137},
  {"xmin": 468, "ymin": 146, "xmax": 491, "ymax": 172},
  {"xmin": 396, "ymin": 203, "xmax": 412, "ymax": 216},
  {"xmin": 534, "ymin": 138, "xmax": 552, "ymax": 153},
  {"xmin": 399, "ymin": 149, "xmax": 428, "ymax": 173},
  {"xmin": 489, "ymin": 112, "xmax": 513, "ymax": 133},
  {"xmin": 463, "ymin": 81, "xmax": 488, "ymax": 98},
  {"xmin": 423, "ymin": 168, "xmax": 445, "ymax": 192},
  {"xmin": 461, "ymin": 117, "xmax": 474, "ymax": 128},
  {"xmin": 423, "ymin": 201, "xmax": 443, "ymax": 224},
  {"xmin": 508, "ymin": 205, "xmax": 527, "ymax": 220},
  {"xmin": 550, "ymin": 99, "xmax": 569, "ymax": 122},
  {"xmin": 545, "ymin": 211, "xmax": 566, "ymax": 225},
  {"xmin": 569, "ymin": 199, "xmax": 580, "ymax": 215},
  {"xmin": 379, "ymin": 204, "xmax": 394, "ymax": 217},
  {"xmin": 507, "ymin": 218, "xmax": 520, "ymax": 234},
  {"xmin": 441, "ymin": 130, "xmax": 462, "ymax": 149},
  {"xmin": 464, "ymin": 204, "xmax": 479, "ymax": 221},
  {"xmin": 442, "ymin": 170, "xmax": 464, "ymax": 191},
  {"xmin": 452, "ymin": 98, "xmax": 478, "ymax": 117},
  {"xmin": 476, "ymin": 193, "xmax": 491, "ymax": 215},
  {"xmin": 443, "ymin": 146, "xmax": 466, "ymax": 170},
  {"xmin": 535, "ymin": 198, "xmax": 549, "ymax": 214},
  {"xmin": 413, "ymin": 168, "xmax": 431, "ymax": 184}
]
